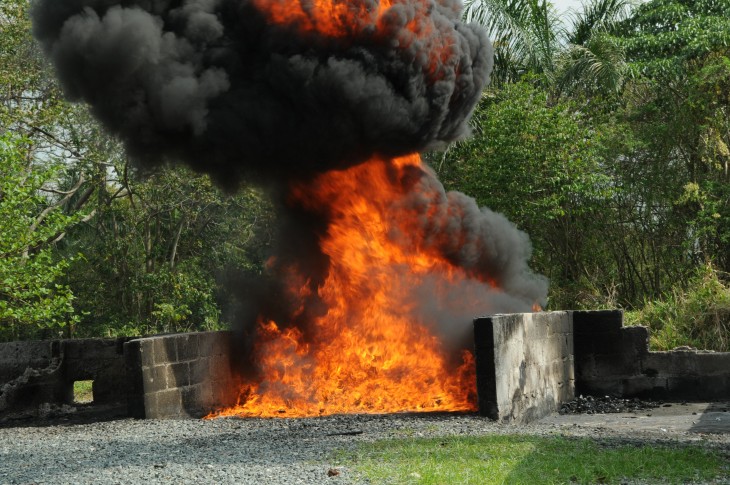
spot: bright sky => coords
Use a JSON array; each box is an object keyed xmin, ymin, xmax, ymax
[{"xmin": 551, "ymin": 0, "xmax": 585, "ymax": 17}]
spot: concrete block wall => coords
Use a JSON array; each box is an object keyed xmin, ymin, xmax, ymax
[
  {"xmin": 474, "ymin": 311, "xmax": 574, "ymax": 423},
  {"xmin": 61, "ymin": 338, "xmax": 133, "ymax": 405},
  {"xmin": 4, "ymin": 312, "xmax": 729, "ymax": 422},
  {"xmin": 574, "ymin": 310, "xmax": 730, "ymax": 400},
  {"xmin": 0, "ymin": 338, "xmax": 131, "ymax": 417},
  {"xmin": 0, "ymin": 340, "xmax": 60, "ymax": 384},
  {"xmin": 125, "ymin": 331, "xmax": 240, "ymax": 419}
]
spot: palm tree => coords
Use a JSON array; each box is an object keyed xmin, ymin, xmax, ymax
[
  {"xmin": 555, "ymin": 0, "xmax": 631, "ymax": 95},
  {"xmin": 463, "ymin": 0, "xmax": 561, "ymax": 86},
  {"xmin": 463, "ymin": 0, "xmax": 631, "ymax": 95}
]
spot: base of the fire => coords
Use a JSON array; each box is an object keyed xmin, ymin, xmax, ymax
[{"xmin": 1, "ymin": 310, "xmax": 730, "ymax": 422}]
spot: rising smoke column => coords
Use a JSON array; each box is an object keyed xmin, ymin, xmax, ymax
[
  {"xmin": 32, "ymin": 1, "xmax": 549, "ymax": 396},
  {"xmin": 31, "ymin": 0, "xmax": 492, "ymax": 187}
]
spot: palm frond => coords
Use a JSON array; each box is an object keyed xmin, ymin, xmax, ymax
[
  {"xmin": 555, "ymin": 33, "xmax": 627, "ymax": 94},
  {"xmin": 463, "ymin": 0, "xmax": 562, "ymax": 80},
  {"xmin": 568, "ymin": 0, "xmax": 632, "ymax": 45}
]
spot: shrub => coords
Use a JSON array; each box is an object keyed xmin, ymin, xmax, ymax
[{"xmin": 625, "ymin": 264, "xmax": 730, "ymax": 351}]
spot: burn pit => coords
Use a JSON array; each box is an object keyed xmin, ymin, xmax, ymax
[{"xmin": 30, "ymin": 0, "xmax": 550, "ymax": 419}]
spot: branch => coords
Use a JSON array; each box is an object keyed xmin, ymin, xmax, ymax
[{"xmin": 29, "ymin": 175, "xmax": 85, "ymax": 234}]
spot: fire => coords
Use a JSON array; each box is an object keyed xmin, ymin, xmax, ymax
[
  {"xmin": 210, "ymin": 154, "xmax": 486, "ymax": 418},
  {"xmin": 251, "ymin": 0, "xmax": 454, "ymax": 78}
]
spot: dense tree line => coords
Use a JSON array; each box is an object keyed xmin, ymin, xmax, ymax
[{"xmin": 1, "ymin": 0, "xmax": 728, "ymax": 348}]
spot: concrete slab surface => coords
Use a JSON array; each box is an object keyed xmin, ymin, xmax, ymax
[{"xmin": 539, "ymin": 401, "xmax": 730, "ymax": 435}]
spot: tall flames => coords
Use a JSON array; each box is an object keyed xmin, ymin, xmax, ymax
[{"xmin": 212, "ymin": 154, "xmax": 481, "ymax": 418}]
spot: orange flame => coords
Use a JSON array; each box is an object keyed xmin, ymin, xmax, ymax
[
  {"xmin": 210, "ymin": 154, "xmax": 486, "ymax": 418},
  {"xmin": 250, "ymin": 0, "xmax": 454, "ymax": 78}
]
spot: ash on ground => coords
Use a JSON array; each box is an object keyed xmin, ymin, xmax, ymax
[{"xmin": 560, "ymin": 395, "xmax": 661, "ymax": 415}]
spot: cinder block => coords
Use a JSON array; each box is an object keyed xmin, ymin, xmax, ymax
[
  {"xmin": 180, "ymin": 383, "xmax": 214, "ymax": 417},
  {"xmin": 61, "ymin": 339, "xmax": 117, "ymax": 362},
  {"xmin": 165, "ymin": 362, "xmax": 189, "ymax": 388},
  {"xmin": 695, "ymin": 353, "xmax": 730, "ymax": 375},
  {"xmin": 150, "ymin": 389, "xmax": 183, "ymax": 418},
  {"xmin": 575, "ymin": 378, "xmax": 623, "ymax": 397},
  {"xmin": 620, "ymin": 376, "xmax": 664, "ymax": 397},
  {"xmin": 665, "ymin": 376, "xmax": 701, "ymax": 399},
  {"xmin": 474, "ymin": 312, "xmax": 574, "ymax": 423},
  {"xmin": 642, "ymin": 352, "xmax": 698, "ymax": 376},
  {"xmin": 473, "ymin": 317, "xmax": 498, "ymax": 419},
  {"xmin": 592, "ymin": 352, "xmax": 639, "ymax": 377},
  {"xmin": 622, "ymin": 326, "xmax": 650, "ymax": 356},
  {"xmin": 592, "ymin": 335, "xmax": 628, "ymax": 356},
  {"xmin": 208, "ymin": 332, "xmax": 233, "ymax": 357},
  {"xmin": 124, "ymin": 340, "xmax": 142, "ymax": 370},
  {"xmin": 208, "ymin": 353, "xmax": 231, "ymax": 384},
  {"xmin": 573, "ymin": 332, "xmax": 597, "ymax": 355},
  {"xmin": 133, "ymin": 340, "xmax": 154, "ymax": 368},
  {"xmin": 152, "ymin": 337, "xmax": 175, "ymax": 366},
  {"xmin": 176, "ymin": 334, "xmax": 200, "ymax": 362},
  {"xmin": 572, "ymin": 310, "xmax": 623, "ymax": 334},
  {"xmin": 526, "ymin": 316, "xmax": 548, "ymax": 339},
  {"xmin": 686, "ymin": 375, "xmax": 730, "ymax": 400},
  {"xmin": 188, "ymin": 357, "xmax": 210, "ymax": 385},
  {"xmin": 574, "ymin": 353, "xmax": 598, "ymax": 379},
  {"xmin": 547, "ymin": 312, "xmax": 572, "ymax": 335},
  {"xmin": 142, "ymin": 364, "xmax": 170, "ymax": 393}
]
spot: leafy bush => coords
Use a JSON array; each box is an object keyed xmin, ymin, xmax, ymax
[
  {"xmin": 0, "ymin": 135, "xmax": 82, "ymax": 341},
  {"xmin": 625, "ymin": 265, "xmax": 730, "ymax": 351}
]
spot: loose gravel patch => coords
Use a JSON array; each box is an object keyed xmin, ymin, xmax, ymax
[
  {"xmin": 560, "ymin": 394, "xmax": 660, "ymax": 415},
  {"xmin": 0, "ymin": 411, "xmax": 727, "ymax": 484}
]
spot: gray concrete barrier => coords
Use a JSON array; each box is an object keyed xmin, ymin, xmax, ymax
[
  {"xmin": 573, "ymin": 310, "xmax": 730, "ymax": 401},
  {"xmin": 474, "ymin": 311, "xmax": 575, "ymax": 423},
  {"xmin": 0, "ymin": 337, "xmax": 132, "ymax": 418},
  {"xmin": 124, "ymin": 332, "xmax": 240, "ymax": 419}
]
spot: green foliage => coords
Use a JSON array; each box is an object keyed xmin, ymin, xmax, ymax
[
  {"xmin": 72, "ymin": 380, "xmax": 93, "ymax": 403},
  {"xmin": 451, "ymin": 0, "xmax": 730, "ymax": 313},
  {"xmin": 345, "ymin": 435, "xmax": 724, "ymax": 484},
  {"xmin": 625, "ymin": 265, "xmax": 730, "ymax": 351},
  {"xmin": 464, "ymin": 0, "xmax": 630, "ymax": 95},
  {"xmin": 0, "ymin": 135, "xmax": 81, "ymax": 339},
  {"xmin": 63, "ymin": 165, "xmax": 274, "ymax": 338},
  {"xmin": 615, "ymin": 0, "xmax": 730, "ymax": 78},
  {"xmin": 464, "ymin": 0, "xmax": 561, "ymax": 86},
  {"xmin": 434, "ymin": 81, "xmax": 615, "ymax": 308},
  {"xmin": 610, "ymin": 4, "xmax": 730, "ymax": 275}
]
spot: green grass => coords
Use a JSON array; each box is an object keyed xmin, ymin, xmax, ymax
[
  {"xmin": 624, "ymin": 265, "xmax": 730, "ymax": 352},
  {"xmin": 341, "ymin": 435, "xmax": 726, "ymax": 484},
  {"xmin": 73, "ymin": 380, "xmax": 94, "ymax": 403}
]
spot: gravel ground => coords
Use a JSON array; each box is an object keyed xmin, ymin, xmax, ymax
[{"xmin": 1, "ymin": 411, "xmax": 728, "ymax": 484}]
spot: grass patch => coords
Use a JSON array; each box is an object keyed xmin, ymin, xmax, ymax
[
  {"xmin": 625, "ymin": 265, "xmax": 730, "ymax": 351},
  {"xmin": 73, "ymin": 380, "xmax": 94, "ymax": 404},
  {"xmin": 343, "ymin": 435, "xmax": 725, "ymax": 484}
]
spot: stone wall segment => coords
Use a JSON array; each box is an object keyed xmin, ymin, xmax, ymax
[
  {"xmin": 573, "ymin": 311, "xmax": 730, "ymax": 401},
  {"xmin": 125, "ymin": 331, "xmax": 240, "ymax": 419},
  {"xmin": 473, "ymin": 311, "xmax": 575, "ymax": 424}
]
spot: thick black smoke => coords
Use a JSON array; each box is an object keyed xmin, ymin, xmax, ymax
[{"xmin": 32, "ymin": 0, "xmax": 492, "ymax": 188}]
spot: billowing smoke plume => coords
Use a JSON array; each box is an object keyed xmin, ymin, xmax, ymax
[
  {"xmin": 32, "ymin": 0, "xmax": 492, "ymax": 188},
  {"xmin": 32, "ymin": 0, "xmax": 548, "ymax": 384}
]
